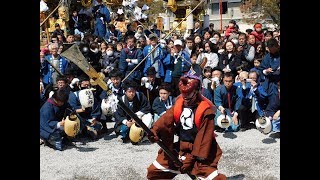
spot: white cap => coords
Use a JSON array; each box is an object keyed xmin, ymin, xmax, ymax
[{"xmin": 174, "ymin": 39, "xmax": 183, "ymax": 46}]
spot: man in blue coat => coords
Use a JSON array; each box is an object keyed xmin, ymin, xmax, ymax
[
  {"xmin": 68, "ymin": 75, "xmax": 103, "ymax": 139},
  {"xmin": 92, "ymin": 0, "xmax": 111, "ymax": 38},
  {"xmin": 142, "ymin": 33, "xmax": 166, "ymax": 80},
  {"xmin": 119, "ymin": 35, "xmax": 144, "ymax": 85},
  {"xmin": 163, "ymin": 39, "xmax": 191, "ymax": 97},
  {"xmin": 214, "ymin": 72, "xmax": 242, "ymax": 132},
  {"xmin": 104, "ymin": 24, "xmax": 123, "ymax": 43},
  {"xmin": 41, "ymin": 43, "xmax": 69, "ymax": 87},
  {"xmin": 258, "ymin": 38, "xmax": 280, "ymax": 100},
  {"xmin": 237, "ymin": 70, "xmax": 268, "ymax": 131},
  {"xmin": 40, "ymin": 87, "xmax": 70, "ymax": 151}
]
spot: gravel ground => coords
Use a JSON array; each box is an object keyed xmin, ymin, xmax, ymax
[{"xmin": 40, "ymin": 122, "xmax": 280, "ymax": 180}]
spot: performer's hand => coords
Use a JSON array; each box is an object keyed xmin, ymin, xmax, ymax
[
  {"xmin": 179, "ymin": 153, "xmax": 195, "ymax": 174},
  {"xmin": 90, "ymin": 119, "xmax": 97, "ymax": 126},
  {"xmin": 147, "ymin": 129, "xmax": 159, "ymax": 143}
]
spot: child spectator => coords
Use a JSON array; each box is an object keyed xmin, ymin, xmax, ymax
[
  {"xmin": 251, "ymin": 23, "xmax": 265, "ymax": 44},
  {"xmin": 224, "ymin": 20, "xmax": 237, "ymax": 39},
  {"xmin": 250, "ymin": 58, "xmax": 263, "ymax": 72},
  {"xmin": 202, "ymin": 66, "xmax": 212, "ymax": 89}
]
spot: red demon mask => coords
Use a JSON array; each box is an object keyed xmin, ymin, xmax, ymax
[{"xmin": 179, "ymin": 76, "xmax": 201, "ymax": 106}]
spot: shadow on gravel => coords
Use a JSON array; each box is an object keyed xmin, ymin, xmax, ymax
[
  {"xmin": 76, "ymin": 146, "xmax": 98, "ymax": 152},
  {"xmin": 104, "ymin": 134, "xmax": 118, "ymax": 141},
  {"xmin": 105, "ymin": 127, "xmax": 115, "ymax": 134},
  {"xmin": 223, "ymin": 132, "xmax": 237, "ymax": 139},
  {"xmin": 269, "ymin": 132, "xmax": 280, "ymax": 139},
  {"xmin": 262, "ymin": 137, "xmax": 277, "ymax": 144},
  {"xmin": 63, "ymin": 141, "xmax": 98, "ymax": 152},
  {"xmin": 68, "ymin": 174, "xmax": 99, "ymax": 180},
  {"xmin": 227, "ymin": 174, "xmax": 245, "ymax": 180}
]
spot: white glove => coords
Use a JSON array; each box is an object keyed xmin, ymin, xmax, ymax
[
  {"xmin": 70, "ymin": 78, "xmax": 80, "ymax": 89},
  {"xmin": 145, "ymin": 82, "xmax": 150, "ymax": 88},
  {"xmin": 71, "ymin": 78, "xmax": 80, "ymax": 85},
  {"xmin": 100, "ymin": 17, "xmax": 104, "ymax": 24},
  {"xmin": 141, "ymin": 77, "xmax": 148, "ymax": 86},
  {"xmin": 145, "ymin": 82, "xmax": 153, "ymax": 90}
]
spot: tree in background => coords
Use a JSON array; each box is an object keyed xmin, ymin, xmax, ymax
[
  {"xmin": 240, "ymin": 0, "xmax": 280, "ymax": 27},
  {"xmin": 144, "ymin": 0, "xmax": 166, "ymax": 26}
]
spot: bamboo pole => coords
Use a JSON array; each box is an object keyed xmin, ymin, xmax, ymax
[{"xmin": 40, "ymin": 0, "xmax": 62, "ymax": 27}]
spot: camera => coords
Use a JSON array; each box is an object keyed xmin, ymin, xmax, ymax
[{"xmin": 245, "ymin": 79, "xmax": 252, "ymax": 82}]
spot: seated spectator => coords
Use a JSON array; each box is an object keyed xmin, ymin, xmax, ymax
[
  {"xmin": 202, "ymin": 66, "xmax": 212, "ymax": 90},
  {"xmin": 265, "ymin": 81, "xmax": 280, "ymax": 133},
  {"xmin": 214, "ymin": 72, "xmax": 242, "ymax": 132},
  {"xmin": 68, "ymin": 75, "xmax": 103, "ymax": 139},
  {"xmin": 218, "ymin": 40, "xmax": 241, "ymax": 76},
  {"xmin": 196, "ymin": 41, "xmax": 219, "ymax": 69},
  {"xmin": 140, "ymin": 67, "xmax": 162, "ymax": 106},
  {"xmin": 250, "ymin": 58, "xmax": 263, "ymax": 72},
  {"xmin": 40, "ymin": 87, "xmax": 70, "ymax": 151},
  {"xmin": 152, "ymin": 83, "xmax": 175, "ymax": 121},
  {"xmin": 234, "ymin": 71, "xmax": 248, "ymax": 87},
  {"xmin": 237, "ymin": 70, "xmax": 268, "ymax": 131},
  {"xmin": 100, "ymin": 68, "xmax": 125, "ymax": 123},
  {"xmin": 114, "ymin": 80, "xmax": 152, "ymax": 144},
  {"xmin": 134, "ymin": 25, "xmax": 147, "ymax": 40}
]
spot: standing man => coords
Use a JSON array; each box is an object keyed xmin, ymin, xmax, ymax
[
  {"xmin": 202, "ymin": 23, "xmax": 218, "ymax": 36},
  {"xmin": 163, "ymin": 39, "xmax": 191, "ymax": 97},
  {"xmin": 41, "ymin": 42, "xmax": 69, "ymax": 87},
  {"xmin": 237, "ymin": 33, "xmax": 255, "ymax": 71},
  {"xmin": 258, "ymin": 38, "xmax": 280, "ymax": 100},
  {"xmin": 104, "ymin": 24, "xmax": 123, "ymax": 43},
  {"xmin": 69, "ymin": 10, "xmax": 85, "ymax": 40},
  {"xmin": 191, "ymin": 21, "xmax": 203, "ymax": 35},
  {"xmin": 92, "ymin": 0, "xmax": 111, "ymax": 38},
  {"xmin": 119, "ymin": 35, "xmax": 144, "ymax": 86},
  {"xmin": 143, "ymin": 34, "xmax": 166, "ymax": 80},
  {"xmin": 183, "ymin": 36, "xmax": 194, "ymax": 58}
]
